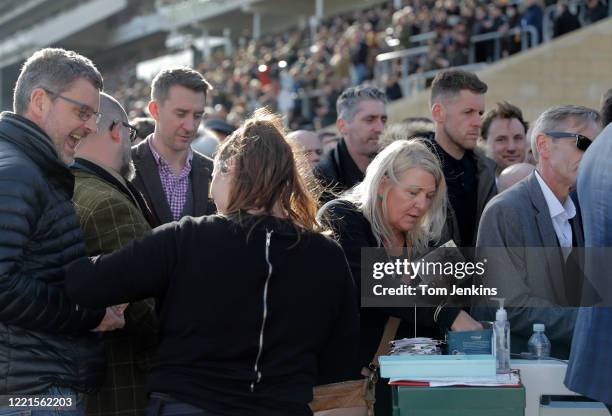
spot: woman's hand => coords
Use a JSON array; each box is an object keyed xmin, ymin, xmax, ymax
[
  {"xmin": 450, "ymin": 310, "xmax": 483, "ymax": 331},
  {"xmin": 112, "ymin": 303, "xmax": 129, "ymax": 315}
]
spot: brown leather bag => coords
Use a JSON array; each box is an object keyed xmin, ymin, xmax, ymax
[{"xmin": 310, "ymin": 317, "xmax": 401, "ymax": 416}]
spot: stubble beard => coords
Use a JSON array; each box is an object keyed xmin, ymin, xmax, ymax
[{"xmin": 121, "ymin": 159, "xmax": 136, "ymax": 181}]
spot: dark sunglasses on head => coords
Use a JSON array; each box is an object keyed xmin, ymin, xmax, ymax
[
  {"xmin": 545, "ymin": 131, "xmax": 592, "ymax": 151},
  {"xmin": 110, "ymin": 121, "xmax": 139, "ymax": 143}
]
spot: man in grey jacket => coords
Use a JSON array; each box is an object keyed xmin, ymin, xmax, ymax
[
  {"xmin": 476, "ymin": 105, "xmax": 602, "ymax": 358},
  {"xmin": 0, "ymin": 48, "xmax": 123, "ymax": 411}
]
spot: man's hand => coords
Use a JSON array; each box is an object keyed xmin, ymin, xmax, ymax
[
  {"xmin": 450, "ymin": 310, "xmax": 483, "ymax": 331},
  {"xmin": 92, "ymin": 306, "xmax": 125, "ymax": 332}
]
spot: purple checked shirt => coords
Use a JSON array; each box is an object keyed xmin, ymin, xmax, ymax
[{"xmin": 149, "ymin": 140, "xmax": 193, "ymax": 221}]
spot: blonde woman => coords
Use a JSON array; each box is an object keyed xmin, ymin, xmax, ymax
[{"xmin": 319, "ymin": 138, "xmax": 481, "ymax": 414}]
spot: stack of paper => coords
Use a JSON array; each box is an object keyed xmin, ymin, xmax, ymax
[{"xmin": 389, "ymin": 337, "xmax": 443, "ymax": 355}]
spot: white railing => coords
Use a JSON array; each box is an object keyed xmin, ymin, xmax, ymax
[
  {"xmin": 468, "ymin": 25, "xmax": 539, "ymax": 63},
  {"xmin": 375, "ymin": 25, "xmax": 539, "ymax": 97}
]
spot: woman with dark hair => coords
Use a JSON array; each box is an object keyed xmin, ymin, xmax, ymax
[
  {"xmin": 65, "ymin": 109, "xmax": 358, "ymax": 416},
  {"xmin": 319, "ymin": 139, "xmax": 482, "ymax": 414}
]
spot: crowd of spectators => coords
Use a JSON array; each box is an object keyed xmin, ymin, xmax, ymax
[{"xmin": 104, "ymin": 0, "xmax": 609, "ymax": 131}]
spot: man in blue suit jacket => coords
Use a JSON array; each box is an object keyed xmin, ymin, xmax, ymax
[{"xmin": 565, "ymin": 123, "xmax": 612, "ymax": 413}]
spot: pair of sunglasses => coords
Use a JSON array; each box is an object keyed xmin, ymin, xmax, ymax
[{"xmin": 545, "ymin": 131, "xmax": 592, "ymax": 151}]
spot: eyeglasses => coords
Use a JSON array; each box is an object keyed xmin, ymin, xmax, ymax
[
  {"xmin": 545, "ymin": 131, "xmax": 592, "ymax": 151},
  {"xmin": 110, "ymin": 120, "xmax": 139, "ymax": 143},
  {"xmin": 42, "ymin": 88, "xmax": 102, "ymax": 124}
]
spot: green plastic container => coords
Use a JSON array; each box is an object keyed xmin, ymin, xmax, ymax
[{"xmin": 392, "ymin": 385, "xmax": 526, "ymax": 416}]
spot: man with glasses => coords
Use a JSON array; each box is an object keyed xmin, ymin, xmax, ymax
[
  {"xmin": 476, "ymin": 105, "xmax": 602, "ymax": 358},
  {"xmin": 71, "ymin": 93, "xmax": 157, "ymax": 416},
  {"xmin": 0, "ymin": 48, "xmax": 124, "ymax": 412},
  {"xmin": 131, "ymin": 67, "xmax": 215, "ymax": 226}
]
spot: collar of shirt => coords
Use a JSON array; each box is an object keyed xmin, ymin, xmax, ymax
[
  {"xmin": 534, "ymin": 170, "xmax": 576, "ymax": 222},
  {"xmin": 148, "ymin": 137, "xmax": 193, "ymax": 171}
]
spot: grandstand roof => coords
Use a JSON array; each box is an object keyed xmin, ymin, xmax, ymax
[{"xmin": 0, "ymin": 0, "xmax": 386, "ymax": 70}]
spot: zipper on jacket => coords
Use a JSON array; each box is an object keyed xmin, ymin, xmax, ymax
[{"xmin": 250, "ymin": 229, "xmax": 273, "ymax": 393}]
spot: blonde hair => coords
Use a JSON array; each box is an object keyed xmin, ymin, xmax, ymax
[{"xmin": 344, "ymin": 139, "xmax": 447, "ymax": 253}]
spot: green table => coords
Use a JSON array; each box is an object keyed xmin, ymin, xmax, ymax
[{"xmin": 392, "ymin": 385, "xmax": 526, "ymax": 416}]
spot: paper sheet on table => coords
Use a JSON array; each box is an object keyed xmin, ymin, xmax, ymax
[{"xmin": 390, "ymin": 372, "xmax": 520, "ymax": 387}]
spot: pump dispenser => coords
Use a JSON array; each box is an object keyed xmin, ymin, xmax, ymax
[{"xmin": 491, "ymin": 297, "xmax": 510, "ymax": 374}]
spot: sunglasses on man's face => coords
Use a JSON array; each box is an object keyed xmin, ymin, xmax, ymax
[{"xmin": 545, "ymin": 131, "xmax": 592, "ymax": 151}]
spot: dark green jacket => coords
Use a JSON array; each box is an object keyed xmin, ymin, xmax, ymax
[{"xmin": 73, "ymin": 164, "xmax": 157, "ymax": 416}]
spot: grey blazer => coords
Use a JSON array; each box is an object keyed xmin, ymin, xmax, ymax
[
  {"xmin": 130, "ymin": 137, "xmax": 215, "ymax": 226},
  {"xmin": 475, "ymin": 172, "xmax": 582, "ymax": 353}
]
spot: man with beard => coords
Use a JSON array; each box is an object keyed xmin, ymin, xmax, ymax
[
  {"xmin": 131, "ymin": 67, "xmax": 215, "ymax": 225},
  {"xmin": 71, "ymin": 92, "xmax": 158, "ymax": 416},
  {"xmin": 316, "ymin": 85, "xmax": 387, "ymax": 202},
  {"xmin": 428, "ymin": 69, "xmax": 497, "ymax": 247},
  {"xmin": 0, "ymin": 48, "xmax": 123, "ymax": 410}
]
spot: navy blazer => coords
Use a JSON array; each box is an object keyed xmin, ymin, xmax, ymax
[{"xmin": 565, "ymin": 124, "xmax": 612, "ymax": 405}]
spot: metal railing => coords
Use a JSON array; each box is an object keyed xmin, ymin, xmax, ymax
[
  {"xmin": 409, "ymin": 31, "xmax": 437, "ymax": 45},
  {"xmin": 374, "ymin": 45, "xmax": 429, "ymax": 85},
  {"xmin": 543, "ymin": 0, "xmax": 580, "ymax": 42},
  {"xmin": 398, "ymin": 63, "xmax": 489, "ymax": 97},
  {"xmin": 469, "ymin": 25, "xmax": 539, "ymax": 64},
  {"xmin": 543, "ymin": 0, "xmax": 612, "ymax": 43},
  {"xmin": 374, "ymin": 25, "xmax": 539, "ymax": 95}
]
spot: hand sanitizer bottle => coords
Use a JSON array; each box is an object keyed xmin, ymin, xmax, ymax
[{"xmin": 491, "ymin": 297, "xmax": 510, "ymax": 374}]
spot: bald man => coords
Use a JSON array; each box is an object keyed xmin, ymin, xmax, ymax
[
  {"xmin": 288, "ymin": 129, "xmax": 323, "ymax": 168},
  {"xmin": 71, "ymin": 93, "xmax": 157, "ymax": 416},
  {"xmin": 497, "ymin": 162, "xmax": 536, "ymax": 192}
]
